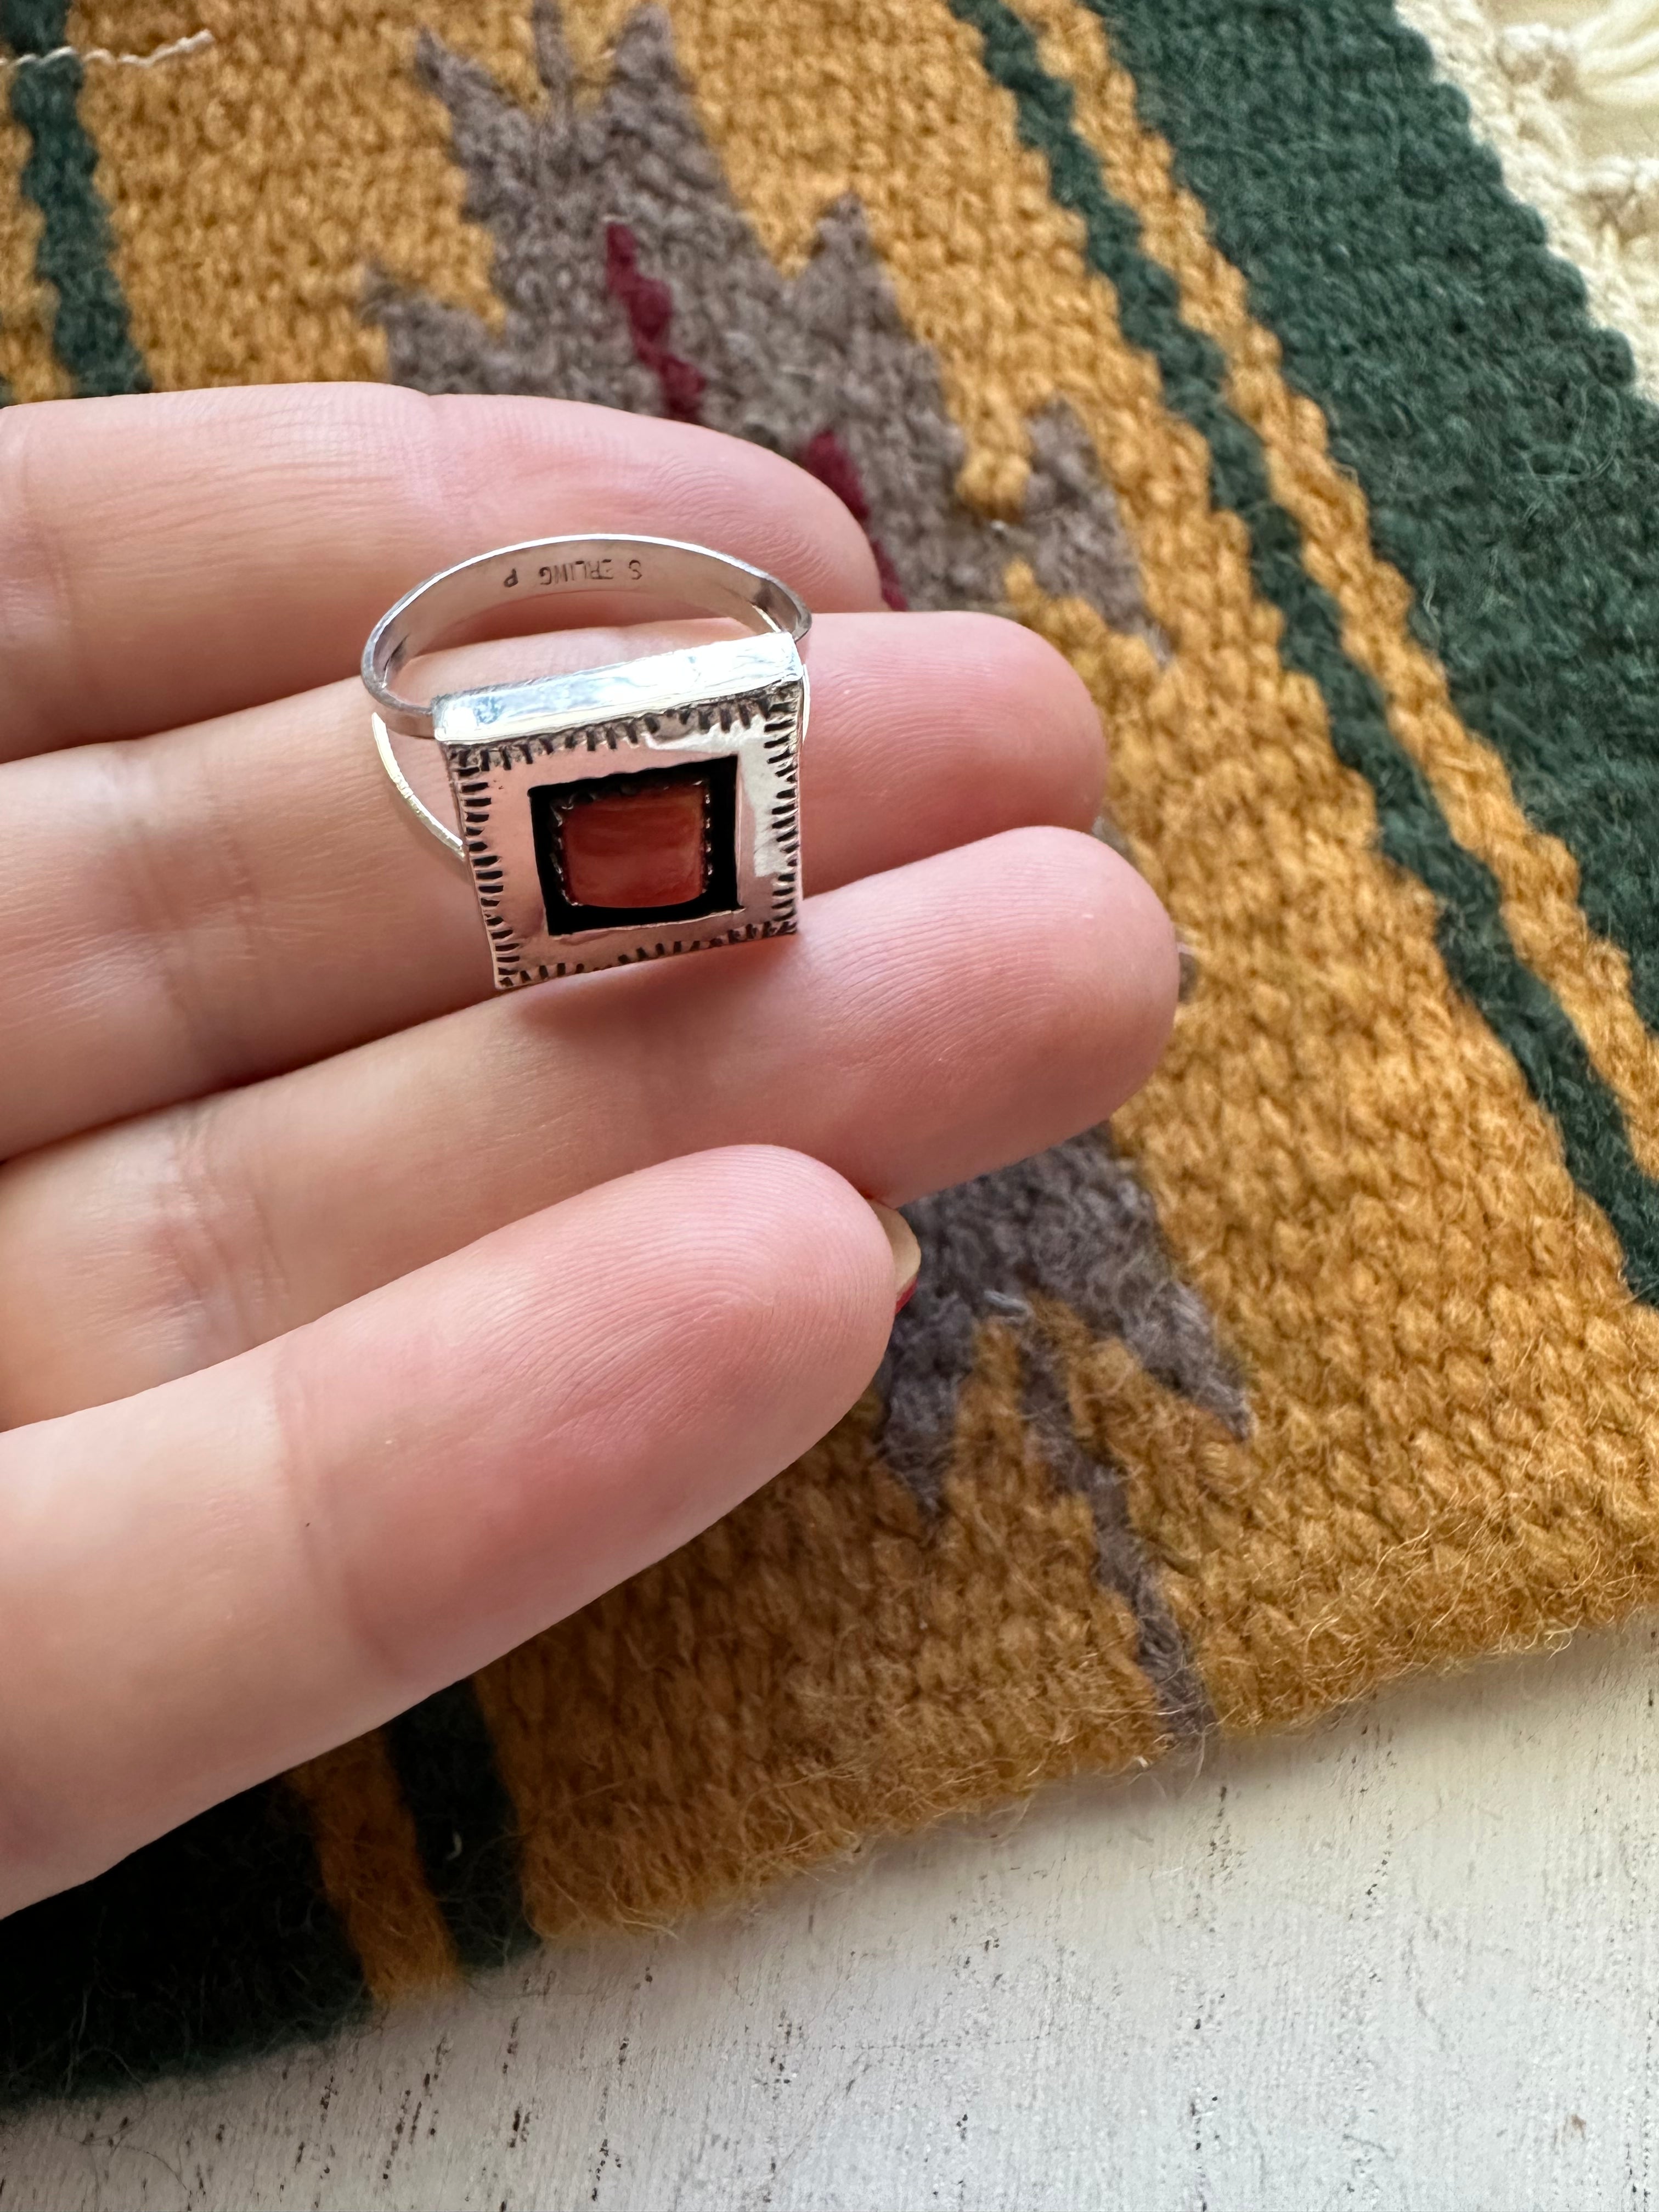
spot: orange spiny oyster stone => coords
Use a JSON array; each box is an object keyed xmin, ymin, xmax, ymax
[{"xmin": 560, "ymin": 776, "xmax": 708, "ymax": 909}]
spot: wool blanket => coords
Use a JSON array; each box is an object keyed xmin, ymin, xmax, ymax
[{"xmin": 3, "ymin": 0, "xmax": 1658, "ymax": 2104}]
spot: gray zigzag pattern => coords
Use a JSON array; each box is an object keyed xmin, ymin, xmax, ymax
[
  {"xmin": 883, "ymin": 1135, "xmax": 1245, "ymax": 1734},
  {"xmin": 377, "ymin": 1, "xmax": 1239, "ymax": 1729},
  {"xmin": 376, "ymin": 5, "xmax": 1162, "ymax": 640},
  {"xmin": 882, "ymin": 1133, "xmax": 1249, "ymax": 1513}
]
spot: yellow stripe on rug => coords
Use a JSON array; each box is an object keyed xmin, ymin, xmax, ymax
[
  {"xmin": 0, "ymin": 99, "xmax": 66, "ymax": 400},
  {"xmin": 1020, "ymin": 0, "xmax": 1659, "ymax": 1187},
  {"xmin": 63, "ymin": 0, "xmax": 539, "ymax": 386},
  {"xmin": 287, "ymin": 1729, "xmax": 460, "ymax": 2003}
]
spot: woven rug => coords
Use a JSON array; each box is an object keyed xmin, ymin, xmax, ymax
[{"xmin": 4, "ymin": 0, "xmax": 1659, "ymax": 2106}]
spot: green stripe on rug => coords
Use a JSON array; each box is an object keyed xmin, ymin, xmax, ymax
[
  {"xmin": 951, "ymin": 0, "xmax": 1659, "ymax": 1302},
  {"xmin": 1084, "ymin": 0, "xmax": 1659, "ymax": 1037},
  {"xmin": 0, "ymin": 1782, "xmax": 366, "ymax": 2111},
  {"xmin": 1, "ymin": 0, "xmax": 148, "ymax": 396},
  {"xmin": 382, "ymin": 1683, "xmax": 535, "ymax": 1972}
]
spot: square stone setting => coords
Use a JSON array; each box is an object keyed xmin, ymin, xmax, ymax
[
  {"xmin": 434, "ymin": 631, "xmax": 804, "ymax": 989},
  {"xmin": 557, "ymin": 772, "xmax": 711, "ymax": 911}
]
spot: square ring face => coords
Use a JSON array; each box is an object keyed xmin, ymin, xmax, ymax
[{"xmin": 433, "ymin": 631, "xmax": 805, "ymax": 990}]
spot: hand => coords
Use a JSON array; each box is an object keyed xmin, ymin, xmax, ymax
[{"xmin": 0, "ymin": 386, "xmax": 1177, "ymax": 1916}]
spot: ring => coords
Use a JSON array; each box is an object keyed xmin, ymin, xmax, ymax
[{"xmin": 362, "ymin": 535, "xmax": 810, "ymax": 991}]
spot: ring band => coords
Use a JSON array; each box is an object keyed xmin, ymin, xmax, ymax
[
  {"xmin": 363, "ymin": 535, "xmax": 810, "ymax": 740},
  {"xmin": 362, "ymin": 535, "xmax": 810, "ymax": 991}
]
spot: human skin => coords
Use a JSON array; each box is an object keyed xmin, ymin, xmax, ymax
[{"xmin": 0, "ymin": 386, "xmax": 1178, "ymax": 1916}]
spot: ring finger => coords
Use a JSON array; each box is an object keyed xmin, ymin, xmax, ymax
[{"xmin": 0, "ymin": 610, "xmax": 1107, "ymax": 1156}]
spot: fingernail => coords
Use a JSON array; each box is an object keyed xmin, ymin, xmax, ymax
[
  {"xmin": 1176, "ymin": 939, "xmax": 1200, "ymax": 1002},
  {"xmin": 868, "ymin": 1201, "xmax": 921, "ymax": 1312}
]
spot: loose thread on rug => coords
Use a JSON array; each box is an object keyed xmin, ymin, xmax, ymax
[{"xmin": 0, "ymin": 28, "xmax": 213, "ymax": 75}]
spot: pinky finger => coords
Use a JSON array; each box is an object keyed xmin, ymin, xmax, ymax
[{"xmin": 0, "ymin": 1147, "xmax": 912, "ymax": 1915}]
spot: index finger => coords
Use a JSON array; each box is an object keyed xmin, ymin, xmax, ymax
[{"xmin": 0, "ymin": 386, "xmax": 884, "ymax": 760}]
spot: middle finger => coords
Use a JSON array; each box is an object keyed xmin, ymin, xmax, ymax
[
  {"xmin": 0, "ymin": 612, "xmax": 1104, "ymax": 1156},
  {"xmin": 0, "ymin": 827, "xmax": 1178, "ymax": 1421}
]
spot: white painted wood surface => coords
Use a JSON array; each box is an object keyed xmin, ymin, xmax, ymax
[{"xmin": 5, "ymin": 1616, "xmax": 1658, "ymax": 2209}]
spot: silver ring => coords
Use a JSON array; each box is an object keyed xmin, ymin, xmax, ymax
[{"xmin": 362, "ymin": 535, "xmax": 810, "ymax": 992}]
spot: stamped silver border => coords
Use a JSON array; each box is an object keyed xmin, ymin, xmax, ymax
[{"xmin": 434, "ymin": 630, "xmax": 806, "ymax": 990}]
